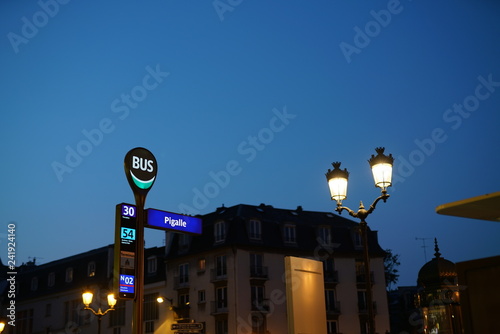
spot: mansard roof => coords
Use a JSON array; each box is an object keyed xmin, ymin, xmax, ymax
[{"xmin": 167, "ymin": 203, "xmax": 386, "ymax": 258}]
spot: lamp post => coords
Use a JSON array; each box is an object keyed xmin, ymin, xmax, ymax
[
  {"xmin": 82, "ymin": 291, "xmax": 117, "ymax": 334},
  {"xmin": 325, "ymin": 147, "xmax": 394, "ymax": 334}
]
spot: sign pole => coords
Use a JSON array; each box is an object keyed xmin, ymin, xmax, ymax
[
  {"xmin": 132, "ymin": 195, "xmax": 145, "ymax": 334},
  {"xmin": 123, "ymin": 147, "xmax": 158, "ymax": 334}
]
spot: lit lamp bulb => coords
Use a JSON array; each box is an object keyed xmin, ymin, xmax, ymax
[
  {"xmin": 82, "ymin": 292, "xmax": 93, "ymax": 307},
  {"xmin": 107, "ymin": 294, "xmax": 117, "ymax": 308},
  {"xmin": 326, "ymin": 162, "xmax": 349, "ymax": 205},
  {"xmin": 368, "ymin": 147, "xmax": 394, "ymax": 193}
]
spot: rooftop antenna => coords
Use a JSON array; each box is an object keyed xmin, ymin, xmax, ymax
[{"xmin": 415, "ymin": 237, "xmax": 433, "ymax": 263}]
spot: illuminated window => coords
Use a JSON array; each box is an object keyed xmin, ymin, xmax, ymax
[
  {"xmin": 87, "ymin": 261, "xmax": 96, "ymax": 277},
  {"xmin": 198, "ymin": 258, "xmax": 206, "ymax": 273}
]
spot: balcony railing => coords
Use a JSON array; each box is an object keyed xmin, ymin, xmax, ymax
[
  {"xmin": 250, "ymin": 266, "xmax": 269, "ymax": 280},
  {"xmin": 210, "ymin": 300, "xmax": 228, "ymax": 315},
  {"xmin": 326, "ymin": 301, "xmax": 341, "ymax": 314},
  {"xmin": 173, "ymin": 275, "xmax": 190, "ymax": 289},
  {"xmin": 324, "ymin": 270, "xmax": 339, "ymax": 283},
  {"xmin": 210, "ymin": 269, "xmax": 228, "ymax": 283},
  {"xmin": 358, "ymin": 301, "xmax": 377, "ymax": 314},
  {"xmin": 355, "ymin": 271, "xmax": 375, "ymax": 284},
  {"xmin": 251, "ymin": 299, "xmax": 270, "ymax": 313}
]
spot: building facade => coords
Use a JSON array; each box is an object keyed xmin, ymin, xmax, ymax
[
  {"xmin": 1, "ymin": 203, "xmax": 390, "ymax": 334},
  {"xmin": 164, "ymin": 203, "xmax": 390, "ymax": 334}
]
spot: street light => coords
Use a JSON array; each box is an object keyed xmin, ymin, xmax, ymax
[
  {"xmin": 0, "ymin": 321, "xmax": 5, "ymax": 333},
  {"xmin": 325, "ymin": 147, "xmax": 394, "ymax": 334},
  {"xmin": 82, "ymin": 291, "xmax": 117, "ymax": 334}
]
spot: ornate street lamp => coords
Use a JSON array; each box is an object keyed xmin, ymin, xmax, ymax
[
  {"xmin": 325, "ymin": 147, "xmax": 394, "ymax": 334},
  {"xmin": 82, "ymin": 291, "xmax": 117, "ymax": 334}
]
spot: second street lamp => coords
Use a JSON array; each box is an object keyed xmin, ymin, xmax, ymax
[
  {"xmin": 325, "ymin": 147, "xmax": 394, "ymax": 334},
  {"xmin": 82, "ymin": 291, "xmax": 117, "ymax": 334}
]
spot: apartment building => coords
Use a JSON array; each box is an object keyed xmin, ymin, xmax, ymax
[
  {"xmin": 164, "ymin": 203, "xmax": 390, "ymax": 334},
  {"xmin": 1, "ymin": 203, "xmax": 390, "ymax": 334}
]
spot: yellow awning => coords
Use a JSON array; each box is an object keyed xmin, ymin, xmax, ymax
[{"xmin": 436, "ymin": 191, "xmax": 500, "ymax": 222}]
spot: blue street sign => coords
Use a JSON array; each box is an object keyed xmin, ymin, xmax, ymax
[
  {"xmin": 146, "ymin": 208, "xmax": 202, "ymax": 235},
  {"xmin": 119, "ymin": 274, "xmax": 135, "ymax": 293}
]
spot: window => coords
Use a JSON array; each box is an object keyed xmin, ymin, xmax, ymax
[
  {"xmin": 45, "ymin": 303, "xmax": 52, "ymax": 317},
  {"xmin": 354, "ymin": 230, "xmax": 362, "ymax": 248},
  {"xmin": 216, "ymin": 318, "xmax": 228, "ymax": 334},
  {"xmin": 215, "ymin": 255, "xmax": 227, "ymax": 278},
  {"xmin": 65, "ymin": 299, "xmax": 89, "ymax": 325},
  {"xmin": 198, "ymin": 290, "xmax": 206, "ymax": 304},
  {"xmin": 325, "ymin": 289, "xmax": 337, "ymax": 312},
  {"xmin": 327, "ymin": 320, "xmax": 338, "ymax": 334},
  {"xmin": 179, "ymin": 234, "xmax": 190, "ymax": 249},
  {"xmin": 179, "ymin": 293, "xmax": 189, "ymax": 306},
  {"xmin": 145, "ymin": 321, "xmax": 155, "ymax": 333},
  {"xmin": 323, "ymin": 258, "xmax": 334, "ymax": 273},
  {"xmin": 147, "ymin": 257, "xmax": 157, "ymax": 274},
  {"xmin": 198, "ymin": 258, "xmax": 206, "ymax": 273},
  {"xmin": 357, "ymin": 290, "xmax": 367, "ymax": 311},
  {"xmin": 88, "ymin": 261, "xmax": 96, "ymax": 277},
  {"xmin": 250, "ymin": 253, "xmax": 265, "ymax": 277},
  {"xmin": 48, "ymin": 272, "xmax": 55, "ymax": 287},
  {"xmin": 214, "ymin": 221, "xmax": 226, "ymax": 243},
  {"xmin": 251, "ymin": 285, "xmax": 265, "ymax": 311},
  {"xmin": 318, "ymin": 226, "xmax": 331, "ymax": 245},
  {"xmin": 65, "ymin": 267, "xmax": 73, "ymax": 283},
  {"xmin": 17, "ymin": 309, "xmax": 34, "ymax": 334},
  {"xmin": 249, "ymin": 219, "xmax": 261, "ymax": 240},
  {"xmin": 144, "ymin": 293, "xmax": 159, "ymax": 321},
  {"xmin": 216, "ymin": 286, "xmax": 227, "ymax": 311},
  {"xmin": 252, "ymin": 314, "xmax": 266, "ymax": 334},
  {"xmin": 109, "ymin": 300, "xmax": 126, "ymax": 327},
  {"xmin": 31, "ymin": 277, "xmax": 38, "ymax": 291},
  {"xmin": 284, "ymin": 224, "xmax": 296, "ymax": 244},
  {"xmin": 179, "ymin": 263, "xmax": 189, "ymax": 285}
]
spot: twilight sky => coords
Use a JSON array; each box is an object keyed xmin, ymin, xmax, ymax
[{"xmin": 1, "ymin": 0, "xmax": 499, "ymax": 287}]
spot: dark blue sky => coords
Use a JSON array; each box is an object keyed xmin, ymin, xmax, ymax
[{"xmin": 1, "ymin": 0, "xmax": 499, "ymax": 287}]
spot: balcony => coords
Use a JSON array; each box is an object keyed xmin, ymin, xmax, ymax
[
  {"xmin": 324, "ymin": 270, "xmax": 339, "ymax": 283},
  {"xmin": 210, "ymin": 269, "xmax": 228, "ymax": 283},
  {"xmin": 251, "ymin": 299, "xmax": 271, "ymax": 313},
  {"xmin": 250, "ymin": 266, "xmax": 269, "ymax": 280},
  {"xmin": 210, "ymin": 300, "xmax": 228, "ymax": 315},
  {"xmin": 356, "ymin": 271, "xmax": 375, "ymax": 285},
  {"xmin": 173, "ymin": 275, "xmax": 190, "ymax": 289},
  {"xmin": 358, "ymin": 301, "xmax": 377, "ymax": 315},
  {"xmin": 326, "ymin": 301, "xmax": 341, "ymax": 315}
]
